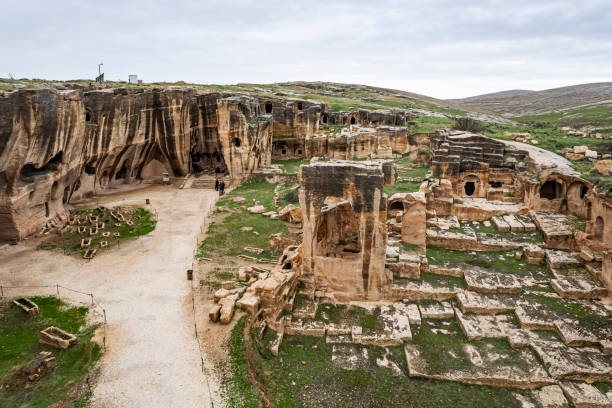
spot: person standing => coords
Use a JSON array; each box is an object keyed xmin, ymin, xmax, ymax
[
  {"xmin": 219, "ymin": 181, "xmax": 225, "ymax": 196},
  {"xmin": 215, "ymin": 178, "xmax": 219, "ymax": 191}
]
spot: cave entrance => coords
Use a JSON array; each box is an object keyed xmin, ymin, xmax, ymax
[
  {"xmin": 594, "ymin": 216, "xmax": 604, "ymax": 241},
  {"xmin": 265, "ymin": 103, "xmax": 273, "ymax": 114},
  {"xmin": 20, "ymin": 152, "xmax": 63, "ymax": 183},
  {"xmin": 233, "ymin": 138, "xmax": 241, "ymax": 147},
  {"xmin": 191, "ymin": 149, "xmax": 228, "ymax": 176},
  {"xmin": 580, "ymin": 185, "xmax": 588, "ymax": 199},
  {"xmin": 464, "ymin": 182, "xmax": 476, "ymax": 196},
  {"xmin": 489, "ymin": 181, "xmax": 502, "ymax": 188},
  {"xmin": 350, "ymin": 117, "xmax": 356, "ymax": 125},
  {"xmin": 389, "ymin": 201, "xmax": 404, "ymax": 212},
  {"xmin": 297, "ymin": 102, "xmax": 303, "ymax": 111},
  {"xmin": 322, "ymin": 114, "xmax": 328, "ymax": 124},
  {"xmin": 115, "ymin": 161, "xmax": 129, "ymax": 180},
  {"xmin": 540, "ymin": 180, "xmax": 563, "ymax": 200}
]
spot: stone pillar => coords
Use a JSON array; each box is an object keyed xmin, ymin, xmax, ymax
[
  {"xmin": 401, "ymin": 192, "xmax": 427, "ymax": 248},
  {"xmin": 299, "ymin": 161, "xmax": 390, "ymax": 301}
]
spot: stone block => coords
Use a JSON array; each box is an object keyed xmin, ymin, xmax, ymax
[{"xmin": 39, "ymin": 326, "xmax": 78, "ymax": 349}]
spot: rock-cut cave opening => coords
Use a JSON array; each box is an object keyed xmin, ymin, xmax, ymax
[
  {"xmin": 464, "ymin": 181, "xmax": 476, "ymax": 196},
  {"xmin": 540, "ymin": 180, "xmax": 563, "ymax": 200}
]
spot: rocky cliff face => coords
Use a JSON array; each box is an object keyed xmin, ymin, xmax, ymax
[{"xmin": 0, "ymin": 88, "xmax": 273, "ymax": 241}]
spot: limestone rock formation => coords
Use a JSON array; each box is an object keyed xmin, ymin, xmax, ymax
[
  {"xmin": 0, "ymin": 88, "xmax": 273, "ymax": 241},
  {"xmin": 299, "ymin": 161, "xmax": 391, "ymax": 301}
]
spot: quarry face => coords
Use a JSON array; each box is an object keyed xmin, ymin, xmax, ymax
[{"xmin": 1, "ymin": 83, "xmax": 611, "ymax": 408}]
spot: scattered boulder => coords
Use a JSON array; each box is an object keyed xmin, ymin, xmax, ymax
[
  {"xmin": 21, "ymin": 351, "xmax": 56, "ymax": 381},
  {"xmin": 590, "ymin": 159, "xmax": 612, "ymax": 176}
]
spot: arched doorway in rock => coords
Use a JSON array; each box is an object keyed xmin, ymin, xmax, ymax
[
  {"xmin": 540, "ymin": 180, "xmax": 563, "ymax": 200},
  {"xmin": 461, "ymin": 175, "xmax": 479, "ymax": 197},
  {"xmin": 464, "ymin": 182, "xmax": 476, "ymax": 196},
  {"xmin": 594, "ymin": 216, "xmax": 604, "ymax": 241},
  {"xmin": 350, "ymin": 117, "xmax": 356, "ymax": 125},
  {"xmin": 265, "ymin": 103, "xmax": 273, "ymax": 114},
  {"xmin": 297, "ymin": 102, "xmax": 303, "ymax": 111}
]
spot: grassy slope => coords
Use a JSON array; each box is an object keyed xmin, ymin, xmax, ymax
[
  {"xmin": 249, "ymin": 330, "xmax": 527, "ymax": 408},
  {"xmin": 0, "ymin": 297, "xmax": 101, "ymax": 408},
  {"xmin": 197, "ymin": 181, "xmax": 288, "ymax": 260}
]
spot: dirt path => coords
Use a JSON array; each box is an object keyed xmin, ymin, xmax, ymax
[
  {"xmin": 503, "ymin": 140, "xmax": 579, "ymax": 176},
  {"xmin": 0, "ymin": 185, "xmax": 223, "ymax": 407}
]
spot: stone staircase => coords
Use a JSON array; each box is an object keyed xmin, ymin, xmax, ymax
[{"xmin": 188, "ymin": 175, "xmax": 230, "ymax": 189}]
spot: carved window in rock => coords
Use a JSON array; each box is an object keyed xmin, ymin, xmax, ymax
[
  {"xmin": 580, "ymin": 185, "xmax": 588, "ymax": 199},
  {"xmin": 20, "ymin": 152, "xmax": 63, "ymax": 183},
  {"xmin": 315, "ymin": 199, "xmax": 361, "ymax": 257},
  {"xmin": 464, "ymin": 182, "xmax": 476, "ymax": 196},
  {"xmin": 540, "ymin": 180, "xmax": 563, "ymax": 200},
  {"xmin": 389, "ymin": 201, "xmax": 404, "ymax": 212}
]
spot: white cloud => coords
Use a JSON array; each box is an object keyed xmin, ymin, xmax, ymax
[{"xmin": 0, "ymin": 0, "xmax": 610, "ymax": 98}]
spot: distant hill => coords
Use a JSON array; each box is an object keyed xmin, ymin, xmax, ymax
[
  {"xmin": 451, "ymin": 82, "xmax": 612, "ymax": 117},
  {"xmin": 457, "ymin": 89, "xmax": 534, "ymax": 102}
]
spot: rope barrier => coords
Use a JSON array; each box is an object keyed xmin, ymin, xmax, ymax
[{"xmin": 1, "ymin": 282, "xmax": 108, "ymax": 352}]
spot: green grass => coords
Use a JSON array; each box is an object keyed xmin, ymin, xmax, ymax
[
  {"xmin": 219, "ymin": 316, "xmax": 261, "ymax": 408},
  {"xmin": 248, "ymin": 329, "xmax": 527, "ymax": 408},
  {"xmin": 384, "ymin": 181, "xmax": 423, "ymax": 196},
  {"xmin": 426, "ymin": 246, "xmax": 551, "ymax": 279},
  {"xmin": 483, "ymin": 121, "xmax": 602, "ymax": 153},
  {"xmin": 315, "ymin": 303, "xmax": 382, "ymax": 330},
  {"xmin": 0, "ymin": 296, "xmax": 101, "ymax": 408},
  {"xmin": 272, "ymin": 159, "xmax": 310, "ymax": 174},
  {"xmin": 418, "ymin": 271, "xmax": 467, "ymax": 289},
  {"xmin": 276, "ymin": 183, "xmax": 300, "ymax": 208},
  {"xmin": 39, "ymin": 206, "xmax": 156, "ymax": 257},
  {"xmin": 408, "ymin": 116, "xmax": 455, "ymax": 134},
  {"xmin": 197, "ymin": 181, "xmax": 288, "ymax": 259},
  {"xmin": 513, "ymin": 104, "xmax": 612, "ymax": 135}
]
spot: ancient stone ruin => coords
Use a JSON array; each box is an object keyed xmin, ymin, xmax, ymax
[
  {"xmin": 211, "ymin": 130, "xmax": 611, "ymax": 406},
  {"xmin": 1, "ymin": 84, "xmax": 611, "ymax": 406}
]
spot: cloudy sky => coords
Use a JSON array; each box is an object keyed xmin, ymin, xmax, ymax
[{"xmin": 2, "ymin": 0, "xmax": 610, "ymax": 98}]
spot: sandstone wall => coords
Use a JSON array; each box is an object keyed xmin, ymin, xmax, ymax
[
  {"xmin": 602, "ymin": 251, "xmax": 612, "ymax": 291},
  {"xmin": 259, "ymin": 98, "xmax": 321, "ymax": 139},
  {"xmin": 0, "ymin": 88, "xmax": 272, "ymax": 241},
  {"xmin": 303, "ymin": 127, "xmax": 412, "ymax": 160},
  {"xmin": 299, "ymin": 161, "xmax": 390, "ymax": 301}
]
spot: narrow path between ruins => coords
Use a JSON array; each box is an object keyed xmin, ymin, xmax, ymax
[{"xmin": 0, "ymin": 185, "xmax": 222, "ymax": 407}]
